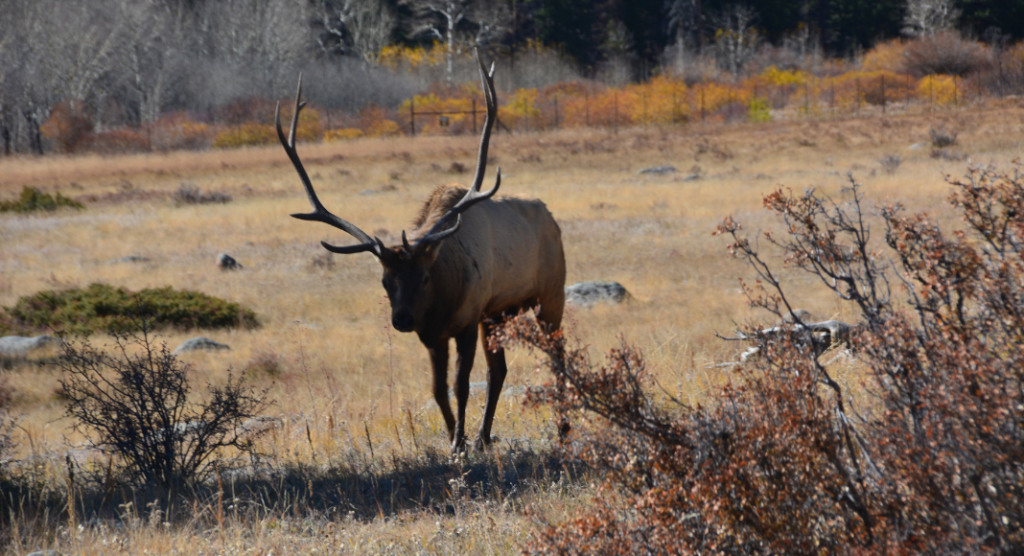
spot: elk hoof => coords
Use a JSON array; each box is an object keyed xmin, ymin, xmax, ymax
[
  {"xmin": 451, "ymin": 435, "xmax": 467, "ymax": 455},
  {"xmin": 472, "ymin": 436, "xmax": 491, "ymax": 452}
]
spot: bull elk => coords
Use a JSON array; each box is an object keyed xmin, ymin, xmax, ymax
[{"xmin": 277, "ymin": 54, "xmax": 566, "ymax": 451}]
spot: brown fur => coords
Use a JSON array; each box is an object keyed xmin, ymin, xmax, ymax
[
  {"xmin": 411, "ymin": 185, "xmax": 465, "ymax": 230},
  {"xmin": 389, "ymin": 184, "xmax": 566, "ymax": 451}
]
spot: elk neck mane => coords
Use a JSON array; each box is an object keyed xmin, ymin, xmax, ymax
[{"xmin": 410, "ymin": 185, "xmax": 472, "ymax": 237}]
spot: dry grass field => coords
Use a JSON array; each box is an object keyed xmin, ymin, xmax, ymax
[{"xmin": 1, "ymin": 100, "xmax": 1023, "ymax": 554}]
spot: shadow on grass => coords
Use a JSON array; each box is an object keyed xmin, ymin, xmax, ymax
[{"xmin": 0, "ymin": 439, "xmax": 576, "ymax": 534}]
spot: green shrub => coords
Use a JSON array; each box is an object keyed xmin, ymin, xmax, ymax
[
  {"xmin": 5, "ymin": 283, "xmax": 258, "ymax": 336},
  {"xmin": 0, "ymin": 187, "xmax": 84, "ymax": 213}
]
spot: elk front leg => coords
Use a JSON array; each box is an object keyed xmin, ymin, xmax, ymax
[
  {"xmin": 428, "ymin": 340, "xmax": 455, "ymax": 440},
  {"xmin": 476, "ymin": 320, "xmax": 508, "ymax": 450},
  {"xmin": 452, "ymin": 324, "xmax": 479, "ymax": 452}
]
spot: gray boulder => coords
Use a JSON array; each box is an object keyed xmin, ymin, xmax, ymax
[
  {"xmin": 637, "ymin": 165, "xmax": 677, "ymax": 175},
  {"xmin": 565, "ymin": 281, "xmax": 630, "ymax": 308},
  {"xmin": 422, "ymin": 382, "xmax": 527, "ymax": 410},
  {"xmin": 26, "ymin": 551, "xmax": 63, "ymax": 556},
  {"xmin": 0, "ymin": 335, "xmax": 62, "ymax": 357},
  {"xmin": 107, "ymin": 255, "xmax": 151, "ymax": 264},
  {"xmin": 172, "ymin": 336, "xmax": 230, "ymax": 355},
  {"xmin": 217, "ymin": 253, "xmax": 242, "ymax": 270},
  {"xmin": 237, "ymin": 416, "xmax": 283, "ymax": 438}
]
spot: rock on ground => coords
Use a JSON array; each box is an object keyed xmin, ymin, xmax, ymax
[
  {"xmin": 218, "ymin": 253, "xmax": 242, "ymax": 270},
  {"xmin": 565, "ymin": 281, "xmax": 630, "ymax": 308},
  {"xmin": 106, "ymin": 255, "xmax": 151, "ymax": 264},
  {"xmin": 637, "ymin": 165, "xmax": 677, "ymax": 175},
  {"xmin": 0, "ymin": 335, "xmax": 62, "ymax": 357},
  {"xmin": 172, "ymin": 336, "xmax": 230, "ymax": 355}
]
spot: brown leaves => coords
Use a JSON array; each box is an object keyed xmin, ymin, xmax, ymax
[{"xmin": 519, "ymin": 161, "xmax": 1024, "ymax": 555}]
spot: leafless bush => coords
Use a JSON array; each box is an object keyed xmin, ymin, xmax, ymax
[
  {"xmin": 930, "ymin": 125, "xmax": 958, "ymax": 147},
  {"xmin": 59, "ymin": 320, "xmax": 269, "ymax": 491},
  {"xmin": 0, "ymin": 375, "xmax": 13, "ymax": 409},
  {"xmin": 245, "ymin": 350, "xmax": 282, "ymax": 378},
  {"xmin": 0, "ymin": 376, "xmax": 17, "ymax": 475},
  {"xmin": 172, "ymin": 183, "xmax": 232, "ymax": 205},
  {"xmin": 309, "ymin": 252, "xmax": 336, "ymax": 270},
  {"xmin": 930, "ymin": 148, "xmax": 967, "ymax": 161},
  {"xmin": 0, "ymin": 409, "xmax": 18, "ymax": 475},
  {"xmin": 508, "ymin": 163, "xmax": 1024, "ymax": 555},
  {"xmin": 879, "ymin": 153, "xmax": 902, "ymax": 174},
  {"xmin": 903, "ymin": 30, "xmax": 992, "ymax": 76}
]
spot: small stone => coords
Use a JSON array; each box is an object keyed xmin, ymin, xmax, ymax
[
  {"xmin": 0, "ymin": 335, "xmax": 62, "ymax": 357},
  {"xmin": 106, "ymin": 255, "xmax": 151, "ymax": 264},
  {"xmin": 172, "ymin": 336, "xmax": 230, "ymax": 355},
  {"xmin": 681, "ymin": 173, "xmax": 701, "ymax": 181},
  {"xmin": 217, "ymin": 253, "xmax": 242, "ymax": 270},
  {"xmin": 565, "ymin": 281, "xmax": 630, "ymax": 308},
  {"xmin": 637, "ymin": 165, "xmax": 677, "ymax": 175}
]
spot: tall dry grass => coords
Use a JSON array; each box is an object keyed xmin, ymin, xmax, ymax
[{"xmin": 1, "ymin": 102, "xmax": 1023, "ymax": 554}]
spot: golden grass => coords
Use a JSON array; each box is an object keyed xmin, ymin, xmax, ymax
[{"xmin": 2, "ymin": 100, "xmax": 1023, "ymax": 553}]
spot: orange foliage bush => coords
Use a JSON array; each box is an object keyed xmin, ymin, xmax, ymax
[
  {"xmin": 77, "ymin": 129, "xmax": 151, "ymax": 154},
  {"xmin": 358, "ymin": 105, "xmax": 402, "ymax": 138},
  {"xmin": 506, "ymin": 164, "xmax": 1024, "ymax": 555},
  {"xmin": 861, "ymin": 39, "xmax": 909, "ymax": 72},
  {"xmin": 400, "ymin": 83, "xmax": 480, "ymax": 135},
  {"xmin": 917, "ymin": 74, "xmax": 959, "ymax": 105},
  {"xmin": 40, "ymin": 102, "xmax": 94, "ymax": 153},
  {"xmin": 324, "ymin": 128, "xmax": 364, "ymax": 141},
  {"xmin": 150, "ymin": 113, "xmax": 213, "ymax": 151},
  {"xmin": 212, "ymin": 124, "xmax": 277, "ymax": 148}
]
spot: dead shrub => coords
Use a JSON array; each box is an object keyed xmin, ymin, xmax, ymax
[
  {"xmin": 245, "ymin": 350, "xmax": 282, "ymax": 378},
  {"xmin": 0, "ymin": 375, "xmax": 13, "ymax": 409},
  {"xmin": 40, "ymin": 102, "xmax": 93, "ymax": 153},
  {"xmin": 508, "ymin": 163, "xmax": 1024, "ymax": 555},
  {"xmin": 930, "ymin": 148, "xmax": 967, "ymax": 161},
  {"xmin": 879, "ymin": 153, "xmax": 902, "ymax": 174},
  {"xmin": 930, "ymin": 125, "xmax": 958, "ymax": 147},
  {"xmin": 904, "ymin": 31, "xmax": 992, "ymax": 77},
  {"xmin": 78, "ymin": 128, "xmax": 152, "ymax": 154},
  {"xmin": 59, "ymin": 320, "xmax": 269, "ymax": 491},
  {"xmin": 172, "ymin": 183, "xmax": 232, "ymax": 205}
]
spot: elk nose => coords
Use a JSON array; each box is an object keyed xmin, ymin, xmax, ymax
[{"xmin": 392, "ymin": 312, "xmax": 415, "ymax": 332}]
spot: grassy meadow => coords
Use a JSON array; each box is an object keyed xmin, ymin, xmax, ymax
[{"xmin": 1, "ymin": 100, "xmax": 1023, "ymax": 554}]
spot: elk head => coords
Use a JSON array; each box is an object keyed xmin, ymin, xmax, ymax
[{"xmin": 277, "ymin": 51, "xmax": 500, "ymax": 333}]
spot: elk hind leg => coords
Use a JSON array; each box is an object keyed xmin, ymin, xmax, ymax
[{"xmin": 476, "ymin": 320, "xmax": 509, "ymax": 450}]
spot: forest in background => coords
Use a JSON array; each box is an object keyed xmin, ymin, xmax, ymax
[{"xmin": 0, "ymin": 0, "xmax": 1022, "ymax": 155}]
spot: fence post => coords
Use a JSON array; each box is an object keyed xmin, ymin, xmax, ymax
[
  {"xmin": 471, "ymin": 98, "xmax": 477, "ymax": 135},
  {"xmin": 409, "ymin": 98, "xmax": 415, "ymax": 136}
]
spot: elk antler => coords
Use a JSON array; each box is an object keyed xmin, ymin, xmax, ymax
[
  {"xmin": 413, "ymin": 49, "xmax": 502, "ymax": 252},
  {"xmin": 277, "ymin": 75, "xmax": 383, "ymax": 257}
]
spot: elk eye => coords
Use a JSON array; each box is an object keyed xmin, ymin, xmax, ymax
[{"xmin": 422, "ymin": 275, "xmax": 430, "ymax": 285}]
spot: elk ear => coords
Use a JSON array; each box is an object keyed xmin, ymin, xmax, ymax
[{"xmin": 414, "ymin": 240, "xmax": 442, "ymax": 267}]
